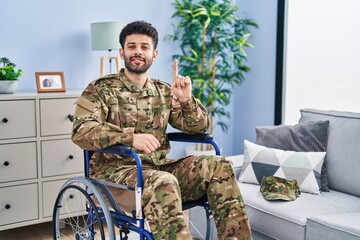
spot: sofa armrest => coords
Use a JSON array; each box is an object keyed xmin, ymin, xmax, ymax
[{"xmin": 225, "ymin": 155, "xmax": 244, "ymax": 179}]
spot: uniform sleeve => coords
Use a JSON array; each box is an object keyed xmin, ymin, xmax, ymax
[
  {"xmin": 71, "ymin": 84, "xmax": 134, "ymax": 150},
  {"xmin": 169, "ymin": 95, "xmax": 209, "ymax": 134}
]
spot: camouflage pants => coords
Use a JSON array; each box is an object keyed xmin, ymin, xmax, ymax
[{"xmin": 91, "ymin": 155, "xmax": 252, "ymax": 240}]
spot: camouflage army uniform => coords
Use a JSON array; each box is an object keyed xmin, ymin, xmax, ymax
[{"xmin": 72, "ymin": 69, "xmax": 252, "ymax": 240}]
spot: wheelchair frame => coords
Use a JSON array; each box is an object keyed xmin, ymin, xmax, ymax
[{"xmin": 52, "ymin": 132, "xmax": 220, "ymax": 240}]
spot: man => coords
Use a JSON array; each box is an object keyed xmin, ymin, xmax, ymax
[{"xmin": 72, "ymin": 20, "xmax": 251, "ymax": 240}]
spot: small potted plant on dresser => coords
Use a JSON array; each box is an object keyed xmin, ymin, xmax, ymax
[{"xmin": 0, "ymin": 57, "xmax": 22, "ymax": 94}]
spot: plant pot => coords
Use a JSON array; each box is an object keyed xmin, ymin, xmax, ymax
[
  {"xmin": 185, "ymin": 145, "xmax": 221, "ymax": 156},
  {"xmin": 0, "ymin": 80, "xmax": 19, "ymax": 94}
]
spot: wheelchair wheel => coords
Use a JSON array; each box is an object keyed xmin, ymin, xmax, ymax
[{"xmin": 52, "ymin": 177, "xmax": 116, "ymax": 240}]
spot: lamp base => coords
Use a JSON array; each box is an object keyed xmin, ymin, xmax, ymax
[{"xmin": 100, "ymin": 56, "xmax": 120, "ymax": 76}]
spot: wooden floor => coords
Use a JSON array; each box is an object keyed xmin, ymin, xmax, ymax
[
  {"xmin": 0, "ymin": 222, "xmax": 55, "ymax": 240},
  {"xmin": 0, "ymin": 221, "xmax": 137, "ymax": 240},
  {"xmin": 0, "ymin": 221, "xmax": 113, "ymax": 240}
]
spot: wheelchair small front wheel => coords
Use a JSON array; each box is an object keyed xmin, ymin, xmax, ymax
[{"xmin": 52, "ymin": 182, "xmax": 114, "ymax": 240}]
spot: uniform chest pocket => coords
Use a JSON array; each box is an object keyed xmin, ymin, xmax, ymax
[{"xmin": 118, "ymin": 102, "xmax": 137, "ymax": 128}]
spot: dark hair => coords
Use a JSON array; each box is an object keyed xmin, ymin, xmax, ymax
[{"xmin": 119, "ymin": 20, "xmax": 159, "ymax": 49}]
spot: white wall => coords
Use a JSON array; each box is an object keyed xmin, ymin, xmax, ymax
[{"xmin": 284, "ymin": 0, "xmax": 360, "ymax": 124}]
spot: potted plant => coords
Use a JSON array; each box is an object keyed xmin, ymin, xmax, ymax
[
  {"xmin": 166, "ymin": 0, "xmax": 258, "ymax": 152},
  {"xmin": 0, "ymin": 57, "xmax": 22, "ymax": 94}
]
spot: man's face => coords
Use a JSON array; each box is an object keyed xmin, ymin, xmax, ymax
[{"xmin": 120, "ymin": 34, "xmax": 158, "ymax": 74}]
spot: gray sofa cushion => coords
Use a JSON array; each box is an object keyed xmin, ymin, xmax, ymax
[
  {"xmin": 299, "ymin": 109, "xmax": 360, "ymax": 197},
  {"xmin": 238, "ymin": 182, "xmax": 360, "ymax": 240},
  {"xmin": 256, "ymin": 120, "xmax": 330, "ymax": 191},
  {"xmin": 306, "ymin": 213, "xmax": 360, "ymax": 240}
]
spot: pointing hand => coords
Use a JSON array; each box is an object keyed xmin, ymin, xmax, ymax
[{"xmin": 171, "ymin": 59, "xmax": 192, "ymax": 102}]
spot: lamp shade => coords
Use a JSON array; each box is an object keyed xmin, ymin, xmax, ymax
[{"xmin": 91, "ymin": 22, "xmax": 124, "ymax": 50}]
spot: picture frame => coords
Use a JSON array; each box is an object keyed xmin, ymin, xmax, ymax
[{"xmin": 35, "ymin": 72, "xmax": 66, "ymax": 93}]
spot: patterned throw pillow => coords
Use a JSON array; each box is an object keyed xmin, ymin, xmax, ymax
[
  {"xmin": 239, "ymin": 140, "xmax": 326, "ymax": 194},
  {"xmin": 255, "ymin": 120, "xmax": 330, "ymax": 191}
]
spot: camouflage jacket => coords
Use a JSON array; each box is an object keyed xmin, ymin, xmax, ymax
[{"xmin": 72, "ymin": 69, "xmax": 209, "ymax": 165}]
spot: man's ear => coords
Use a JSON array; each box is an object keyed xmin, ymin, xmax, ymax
[
  {"xmin": 152, "ymin": 49, "xmax": 159, "ymax": 61},
  {"xmin": 119, "ymin": 48, "xmax": 124, "ymax": 59}
]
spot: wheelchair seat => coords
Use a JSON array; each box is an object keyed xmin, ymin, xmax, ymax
[{"xmin": 52, "ymin": 132, "xmax": 220, "ymax": 240}]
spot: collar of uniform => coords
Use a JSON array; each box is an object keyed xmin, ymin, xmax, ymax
[{"xmin": 118, "ymin": 69, "xmax": 158, "ymax": 97}]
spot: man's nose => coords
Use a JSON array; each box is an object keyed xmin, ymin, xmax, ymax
[{"xmin": 134, "ymin": 47, "xmax": 143, "ymax": 55}]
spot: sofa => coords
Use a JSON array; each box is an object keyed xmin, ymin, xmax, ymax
[{"xmin": 190, "ymin": 109, "xmax": 360, "ymax": 240}]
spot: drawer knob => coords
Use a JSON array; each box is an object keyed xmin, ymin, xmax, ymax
[
  {"xmin": 68, "ymin": 155, "xmax": 74, "ymax": 160},
  {"xmin": 67, "ymin": 114, "xmax": 74, "ymax": 122},
  {"xmin": 2, "ymin": 118, "xmax": 8, "ymax": 123},
  {"xmin": 3, "ymin": 161, "xmax": 10, "ymax": 166},
  {"xmin": 5, "ymin": 204, "xmax": 11, "ymax": 210},
  {"xmin": 69, "ymin": 194, "xmax": 74, "ymax": 199}
]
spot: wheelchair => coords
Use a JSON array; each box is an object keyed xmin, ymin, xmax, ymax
[{"xmin": 52, "ymin": 132, "xmax": 220, "ymax": 240}]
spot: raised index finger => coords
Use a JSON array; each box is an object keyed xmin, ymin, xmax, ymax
[{"xmin": 173, "ymin": 59, "xmax": 178, "ymax": 80}]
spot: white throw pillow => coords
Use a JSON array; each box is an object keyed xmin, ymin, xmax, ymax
[{"xmin": 239, "ymin": 140, "xmax": 326, "ymax": 194}]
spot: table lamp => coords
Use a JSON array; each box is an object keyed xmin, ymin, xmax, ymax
[{"xmin": 91, "ymin": 22, "xmax": 124, "ymax": 76}]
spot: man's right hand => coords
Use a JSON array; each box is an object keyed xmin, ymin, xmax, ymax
[{"xmin": 133, "ymin": 134, "xmax": 161, "ymax": 154}]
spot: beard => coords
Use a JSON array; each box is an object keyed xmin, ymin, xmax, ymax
[{"xmin": 124, "ymin": 55, "xmax": 153, "ymax": 74}]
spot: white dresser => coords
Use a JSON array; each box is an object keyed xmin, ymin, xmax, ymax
[{"xmin": 0, "ymin": 91, "xmax": 84, "ymax": 231}]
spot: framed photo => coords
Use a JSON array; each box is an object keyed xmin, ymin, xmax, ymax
[{"xmin": 35, "ymin": 72, "xmax": 66, "ymax": 93}]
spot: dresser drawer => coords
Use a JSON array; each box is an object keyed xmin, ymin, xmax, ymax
[
  {"xmin": 0, "ymin": 142, "xmax": 37, "ymax": 183},
  {"xmin": 42, "ymin": 179, "xmax": 85, "ymax": 218},
  {"xmin": 40, "ymin": 98, "xmax": 76, "ymax": 136},
  {"xmin": 0, "ymin": 184, "xmax": 38, "ymax": 226},
  {"xmin": 41, "ymin": 139, "xmax": 83, "ymax": 177},
  {"xmin": 43, "ymin": 180, "xmax": 66, "ymax": 218},
  {"xmin": 0, "ymin": 100, "xmax": 36, "ymax": 140}
]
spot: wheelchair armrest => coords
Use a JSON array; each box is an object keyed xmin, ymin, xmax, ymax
[
  {"xmin": 167, "ymin": 132, "xmax": 213, "ymax": 141},
  {"xmin": 167, "ymin": 132, "xmax": 221, "ymax": 155},
  {"xmin": 90, "ymin": 133, "xmax": 213, "ymax": 154},
  {"xmin": 95, "ymin": 144, "xmax": 132, "ymax": 155}
]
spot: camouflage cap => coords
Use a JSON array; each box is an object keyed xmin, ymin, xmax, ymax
[{"xmin": 260, "ymin": 176, "xmax": 301, "ymax": 201}]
